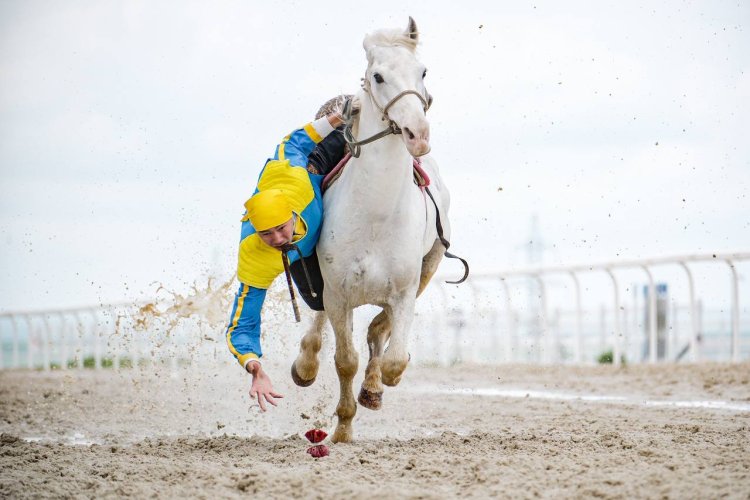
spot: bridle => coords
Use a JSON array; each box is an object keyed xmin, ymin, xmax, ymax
[
  {"xmin": 337, "ymin": 74, "xmax": 470, "ymax": 286},
  {"xmin": 342, "ymin": 76, "xmax": 431, "ymax": 158}
]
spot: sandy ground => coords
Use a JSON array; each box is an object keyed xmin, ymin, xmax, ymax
[{"xmin": 1, "ymin": 361, "xmax": 749, "ymax": 499}]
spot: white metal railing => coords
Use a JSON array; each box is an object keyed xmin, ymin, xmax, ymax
[
  {"xmin": 427, "ymin": 251, "xmax": 749, "ymax": 366},
  {"xmin": 0, "ymin": 304, "xmax": 135, "ymax": 371},
  {"xmin": 0, "ymin": 252, "xmax": 747, "ymax": 370},
  {"xmin": 0, "ymin": 302, "xmax": 223, "ymax": 371}
]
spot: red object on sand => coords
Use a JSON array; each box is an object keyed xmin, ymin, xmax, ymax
[
  {"xmin": 304, "ymin": 429, "xmax": 328, "ymax": 443},
  {"xmin": 307, "ymin": 444, "xmax": 329, "ymax": 458}
]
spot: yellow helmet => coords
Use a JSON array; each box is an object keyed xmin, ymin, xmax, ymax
[{"xmin": 243, "ymin": 189, "xmax": 293, "ymax": 231}]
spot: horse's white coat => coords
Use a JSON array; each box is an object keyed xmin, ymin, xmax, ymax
[{"xmin": 296, "ymin": 19, "xmax": 452, "ymax": 443}]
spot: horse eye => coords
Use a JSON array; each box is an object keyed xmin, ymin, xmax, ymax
[
  {"xmin": 422, "ymin": 69, "xmax": 427, "ymax": 79},
  {"xmin": 373, "ymin": 73, "xmax": 384, "ymax": 84}
]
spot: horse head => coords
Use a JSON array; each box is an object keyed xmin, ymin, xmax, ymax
[{"xmin": 362, "ymin": 17, "xmax": 432, "ymax": 157}]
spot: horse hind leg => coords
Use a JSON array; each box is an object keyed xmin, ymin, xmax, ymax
[
  {"xmin": 291, "ymin": 311, "xmax": 326, "ymax": 387},
  {"xmin": 358, "ymin": 310, "xmax": 390, "ymax": 410},
  {"xmin": 417, "ymin": 239, "xmax": 445, "ymax": 298},
  {"xmin": 328, "ymin": 306, "xmax": 358, "ymax": 443}
]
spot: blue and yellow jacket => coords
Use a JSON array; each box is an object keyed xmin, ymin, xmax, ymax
[{"xmin": 226, "ymin": 117, "xmax": 333, "ymax": 368}]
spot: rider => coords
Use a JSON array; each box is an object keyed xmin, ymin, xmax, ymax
[{"xmin": 226, "ymin": 96, "xmax": 354, "ymax": 411}]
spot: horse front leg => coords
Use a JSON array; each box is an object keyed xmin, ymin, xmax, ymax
[
  {"xmin": 328, "ymin": 306, "xmax": 358, "ymax": 443},
  {"xmin": 358, "ymin": 309, "xmax": 391, "ymax": 410},
  {"xmin": 361, "ymin": 241, "xmax": 443, "ymax": 400},
  {"xmin": 291, "ymin": 311, "xmax": 326, "ymax": 387},
  {"xmin": 381, "ymin": 292, "xmax": 417, "ymax": 387}
]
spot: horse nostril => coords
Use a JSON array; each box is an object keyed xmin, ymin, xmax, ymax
[{"xmin": 404, "ymin": 127, "xmax": 415, "ymax": 140}]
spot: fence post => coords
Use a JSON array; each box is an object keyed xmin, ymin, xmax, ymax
[
  {"xmin": 24, "ymin": 316, "xmax": 34, "ymax": 369},
  {"xmin": 535, "ymin": 276, "xmax": 550, "ymax": 363},
  {"xmin": 437, "ymin": 283, "xmax": 451, "ymax": 366},
  {"xmin": 500, "ymin": 278, "xmax": 514, "ymax": 363},
  {"xmin": 468, "ymin": 281, "xmax": 483, "ymax": 363},
  {"xmin": 93, "ymin": 311, "xmax": 102, "ymax": 370},
  {"xmin": 622, "ymin": 305, "xmax": 630, "ymax": 363},
  {"xmin": 11, "ymin": 315, "xmax": 20, "ymax": 369},
  {"xmin": 569, "ymin": 272, "xmax": 583, "ymax": 364},
  {"xmin": 489, "ymin": 309, "xmax": 499, "ymax": 364},
  {"xmin": 451, "ymin": 307, "xmax": 464, "ymax": 365},
  {"xmin": 41, "ymin": 315, "xmax": 52, "ymax": 371},
  {"xmin": 605, "ymin": 268, "xmax": 622, "ymax": 367},
  {"xmin": 598, "ymin": 304, "xmax": 606, "ymax": 357},
  {"xmin": 631, "ymin": 284, "xmax": 639, "ymax": 358},
  {"xmin": 670, "ymin": 301, "xmax": 678, "ymax": 361},
  {"xmin": 678, "ymin": 262, "xmax": 699, "ymax": 362},
  {"xmin": 726, "ymin": 260, "xmax": 740, "ymax": 363},
  {"xmin": 641, "ymin": 266, "xmax": 657, "ymax": 364},
  {"xmin": 73, "ymin": 312, "xmax": 85, "ymax": 370},
  {"xmin": 58, "ymin": 312, "xmax": 68, "ymax": 370},
  {"xmin": 697, "ymin": 300, "xmax": 704, "ymax": 358},
  {"xmin": 107, "ymin": 308, "xmax": 120, "ymax": 371}
]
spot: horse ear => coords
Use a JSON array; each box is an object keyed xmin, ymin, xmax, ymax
[{"xmin": 406, "ymin": 17, "xmax": 418, "ymax": 41}]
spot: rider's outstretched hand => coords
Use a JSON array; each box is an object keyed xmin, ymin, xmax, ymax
[{"xmin": 247, "ymin": 361, "xmax": 284, "ymax": 412}]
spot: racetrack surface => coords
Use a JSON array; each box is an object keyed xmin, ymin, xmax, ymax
[{"xmin": 1, "ymin": 362, "xmax": 749, "ymax": 498}]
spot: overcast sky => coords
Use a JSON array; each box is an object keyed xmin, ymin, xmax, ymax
[{"xmin": 1, "ymin": 1, "xmax": 748, "ymax": 312}]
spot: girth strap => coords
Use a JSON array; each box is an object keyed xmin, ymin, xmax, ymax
[{"xmin": 423, "ymin": 186, "xmax": 470, "ymax": 284}]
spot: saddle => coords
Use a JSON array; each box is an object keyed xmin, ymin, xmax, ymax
[{"xmin": 321, "ymin": 153, "xmax": 430, "ymax": 193}]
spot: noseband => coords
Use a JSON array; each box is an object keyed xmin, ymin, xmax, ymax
[
  {"xmin": 342, "ymin": 77, "xmax": 431, "ymax": 158},
  {"xmin": 365, "ymin": 77, "xmax": 431, "ymax": 122}
]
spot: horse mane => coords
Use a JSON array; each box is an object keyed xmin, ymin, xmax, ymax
[{"xmin": 363, "ymin": 27, "xmax": 419, "ymax": 57}]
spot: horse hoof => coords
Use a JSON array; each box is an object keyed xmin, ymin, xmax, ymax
[
  {"xmin": 331, "ymin": 427, "xmax": 353, "ymax": 444},
  {"xmin": 357, "ymin": 387, "xmax": 383, "ymax": 410},
  {"xmin": 291, "ymin": 363, "xmax": 316, "ymax": 387}
]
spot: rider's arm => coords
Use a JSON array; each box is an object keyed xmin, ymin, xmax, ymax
[
  {"xmin": 274, "ymin": 115, "xmax": 343, "ymax": 167},
  {"xmin": 225, "ymin": 284, "xmax": 267, "ymax": 368},
  {"xmin": 226, "ymin": 284, "xmax": 284, "ymax": 411}
]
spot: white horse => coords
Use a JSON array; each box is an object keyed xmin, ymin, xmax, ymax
[{"xmin": 291, "ymin": 18, "xmax": 456, "ymax": 443}]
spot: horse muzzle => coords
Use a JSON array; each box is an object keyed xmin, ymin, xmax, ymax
[{"xmin": 402, "ymin": 125, "xmax": 431, "ymax": 157}]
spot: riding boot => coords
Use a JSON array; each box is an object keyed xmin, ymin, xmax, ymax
[{"xmin": 289, "ymin": 250, "xmax": 325, "ymax": 311}]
